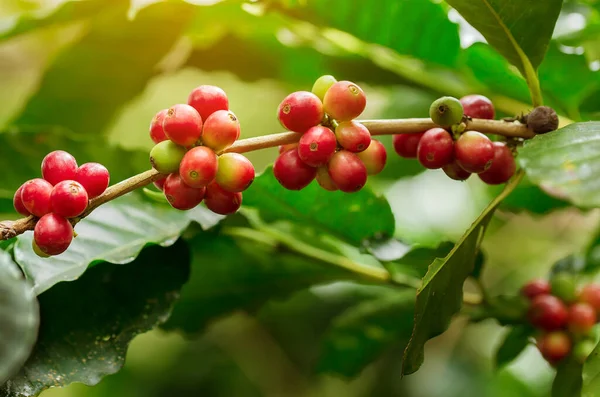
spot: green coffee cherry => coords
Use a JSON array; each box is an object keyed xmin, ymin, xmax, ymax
[
  {"xmin": 573, "ymin": 339, "xmax": 597, "ymax": 364},
  {"xmin": 311, "ymin": 75, "xmax": 337, "ymax": 101},
  {"xmin": 32, "ymin": 239, "xmax": 50, "ymax": 258},
  {"xmin": 551, "ymin": 272, "xmax": 578, "ymax": 303},
  {"xmin": 149, "ymin": 140, "xmax": 187, "ymax": 174},
  {"xmin": 429, "ymin": 96, "xmax": 464, "ymax": 127}
]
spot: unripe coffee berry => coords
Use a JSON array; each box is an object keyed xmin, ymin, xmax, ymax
[
  {"xmin": 277, "ymin": 91, "xmax": 324, "ymax": 133},
  {"xmin": 459, "ymin": 95, "xmax": 495, "ymax": 120},
  {"xmin": 316, "ymin": 166, "xmax": 338, "ymax": 191},
  {"xmin": 528, "ymin": 106, "xmax": 559, "ymax": 134},
  {"xmin": 21, "ymin": 178, "xmax": 53, "ymax": 217},
  {"xmin": 13, "ymin": 184, "xmax": 30, "ymax": 216},
  {"xmin": 393, "ymin": 132, "xmax": 425, "ymax": 158},
  {"xmin": 41, "ymin": 150, "xmax": 78, "ymax": 186},
  {"xmin": 416, "ymin": 128, "xmax": 454, "ymax": 169},
  {"xmin": 32, "ymin": 239, "xmax": 50, "ymax": 258},
  {"xmin": 538, "ymin": 332, "xmax": 571, "ymax": 364},
  {"xmin": 323, "ymin": 81, "xmax": 367, "ymax": 122},
  {"xmin": 328, "ymin": 150, "xmax": 368, "ymax": 193},
  {"xmin": 335, "ymin": 121, "xmax": 371, "ymax": 153},
  {"xmin": 356, "ymin": 139, "xmax": 387, "ymax": 175},
  {"xmin": 429, "ymin": 96, "xmax": 464, "ymax": 127},
  {"xmin": 215, "ymin": 153, "xmax": 255, "ymax": 193},
  {"xmin": 298, "ymin": 125, "xmax": 337, "ymax": 167},
  {"xmin": 579, "ymin": 283, "xmax": 600, "ymax": 314},
  {"xmin": 149, "ymin": 140, "xmax": 187, "ymax": 174},
  {"xmin": 50, "ymin": 180, "xmax": 88, "ymax": 218},
  {"xmin": 573, "ymin": 339, "xmax": 596, "ymax": 364},
  {"xmin": 521, "ymin": 279, "xmax": 551, "ymax": 300},
  {"xmin": 478, "ymin": 142, "xmax": 516, "ymax": 185},
  {"xmin": 454, "ymin": 131, "xmax": 494, "ymax": 173},
  {"xmin": 179, "ymin": 146, "xmax": 218, "ymax": 188},
  {"xmin": 34, "ymin": 213, "xmax": 74, "ymax": 256},
  {"xmin": 528, "ymin": 294, "xmax": 569, "ymax": 331},
  {"xmin": 204, "ymin": 181, "xmax": 242, "ymax": 215},
  {"xmin": 162, "ymin": 104, "xmax": 203, "ymax": 147},
  {"xmin": 187, "ymin": 85, "xmax": 229, "ymax": 121},
  {"xmin": 149, "ymin": 109, "xmax": 168, "ymax": 144},
  {"xmin": 551, "ymin": 272, "xmax": 578, "ymax": 303},
  {"xmin": 568, "ymin": 302, "xmax": 597, "ymax": 336},
  {"xmin": 201, "ymin": 110, "xmax": 241, "ymax": 152},
  {"xmin": 163, "ymin": 173, "xmax": 206, "ymax": 210},
  {"xmin": 311, "ymin": 75, "xmax": 337, "ymax": 101},
  {"xmin": 273, "ymin": 149, "xmax": 317, "ymax": 190},
  {"xmin": 442, "ymin": 161, "xmax": 471, "ymax": 181},
  {"xmin": 75, "ymin": 162, "xmax": 110, "ymax": 199}
]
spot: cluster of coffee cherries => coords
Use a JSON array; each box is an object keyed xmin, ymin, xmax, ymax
[
  {"xmin": 148, "ymin": 85, "xmax": 254, "ymax": 215},
  {"xmin": 393, "ymin": 95, "xmax": 516, "ymax": 184},
  {"xmin": 12, "ymin": 151, "xmax": 110, "ymax": 257},
  {"xmin": 522, "ymin": 275, "xmax": 600, "ymax": 365},
  {"xmin": 273, "ymin": 75, "xmax": 386, "ymax": 193}
]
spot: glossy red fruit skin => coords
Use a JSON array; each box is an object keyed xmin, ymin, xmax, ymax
[
  {"xmin": 579, "ymin": 284, "xmax": 600, "ymax": 313},
  {"xmin": 179, "ymin": 146, "xmax": 218, "ymax": 188},
  {"xmin": 204, "ymin": 182, "xmax": 243, "ymax": 215},
  {"xmin": 279, "ymin": 143, "xmax": 299, "ymax": 154},
  {"xmin": 416, "ymin": 128, "xmax": 454, "ymax": 169},
  {"xmin": 201, "ymin": 110, "xmax": 241, "ymax": 152},
  {"xmin": 21, "ymin": 178, "xmax": 53, "ymax": 217},
  {"xmin": 442, "ymin": 160, "xmax": 471, "ymax": 181},
  {"xmin": 154, "ymin": 177, "xmax": 167, "ymax": 191},
  {"xmin": 478, "ymin": 142, "xmax": 516, "ymax": 185},
  {"xmin": 568, "ymin": 302, "xmax": 597, "ymax": 336},
  {"xmin": 323, "ymin": 81, "xmax": 367, "ymax": 122},
  {"xmin": 273, "ymin": 149, "xmax": 317, "ymax": 190},
  {"xmin": 393, "ymin": 133, "xmax": 425, "ymax": 158},
  {"xmin": 335, "ymin": 121, "xmax": 371, "ymax": 153},
  {"xmin": 454, "ymin": 131, "xmax": 494, "ymax": 173},
  {"xmin": 163, "ymin": 173, "xmax": 206, "ymax": 210},
  {"xmin": 357, "ymin": 139, "xmax": 387, "ymax": 175},
  {"xmin": 50, "ymin": 180, "xmax": 88, "ymax": 218},
  {"xmin": 149, "ymin": 109, "xmax": 169, "ymax": 144},
  {"xmin": 13, "ymin": 184, "xmax": 30, "ymax": 216},
  {"xmin": 187, "ymin": 85, "xmax": 229, "ymax": 121},
  {"xmin": 215, "ymin": 153, "xmax": 255, "ymax": 193},
  {"xmin": 316, "ymin": 166, "xmax": 338, "ymax": 191},
  {"xmin": 41, "ymin": 150, "xmax": 78, "ymax": 186},
  {"xmin": 297, "ymin": 126, "xmax": 337, "ymax": 167},
  {"xmin": 538, "ymin": 332, "xmax": 571, "ymax": 364},
  {"xmin": 460, "ymin": 95, "xmax": 495, "ymax": 120},
  {"xmin": 328, "ymin": 150, "xmax": 368, "ymax": 193},
  {"xmin": 162, "ymin": 104, "xmax": 203, "ymax": 147},
  {"xmin": 34, "ymin": 213, "xmax": 74, "ymax": 256},
  {"xmin": 277, "ymin": 91, "xmax": 324, "ymax": 133},
  {"xmin": 75, "ymin": 162, "xmax": 110, "ymax": 199},
  {"xmin": 528, "ymin": 294, "xmax": 569, "ymax": 331},
  {"xmin": 521, "ymin": 279, "xmax": 552, "ymax": 300}
]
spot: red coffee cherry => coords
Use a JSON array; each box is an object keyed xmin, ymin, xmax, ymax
[
  {"xmin": 357, "ymin": 139, "xmax": 387, "ymax": 175},
  {"xmin": 21, "ymin": 178, "xmax": 53, "ymax": 217},
  {"xmin": 215, "ymin": 153, "xmax": 255, "ymax": 193},
  {"xmin": 187, "ymin": 85, "xmax": 229, "ymax": 121},
  {"xmin": 273, "ymin": 149, "xmax": 317, "ymax": 191},
  {"xmin": 416, "ymin": 128, "xmax": 454, "ymax": 169},
  {"xmin": 13, "ymin": 184, "xmax": 31, "ymax": 216},
  {"xmin": 521, "ymin": 279, "xmax": 552, "ymax": 300},
  {"xmin": 41, "ymin": 150, "xmax": 78, "ymax": 186},
  {"xmin": 201, "ymin": 110, "xmax": 241, "ymax": 152},
  {"xmin": 528, "ymin": 294, "xmax": 569, "ymax": 331},
  {"xmin": 154, "ymin": 177, "xmax": 167, "ymax": 191},
  {"xmin": 75, "ymin": 163, "xmax": 110, "ymax": 199},
  {"xmin": 393, "ymin": 132, "xmax": 425, "ymax": 158},
  {"xmin": 579, "ymin": 283, "xmax": 600, "ymax": 314},
  {"xmin": 335, "ymin": 121, "xmax": 371, "ymax": 153},
  {"xmin": 50, "ymin": 180, "xmax": 88, "ymax": 218},
  {"xmin": 34, "ymin": 213, "xmax": 74, "ymax": 256},
  {"xmin": 442, "ymin": 160, "xmax": 471, "ymax": 181},
  {"xmin": 279, "ymin": 143, "xmax": 298, "ymax": 154},
  {"xmin": 323, "ymin": 81, "xmax": 366, "ymax": 122},
  {"xmin": 162, "ymin": 104, "xmax": 203, "ymax": 147},
  {"xmin": 297, "ymin": 125, "xmax": 337, "ymax": 167},
  {"xmin": 568, "ymin": 302, "xmax": 597, "ymax": 336},
  {"xmin": 179, "ymin": 146, "xmax": 218, "ymax": 188},
  {"xmin": 316, "ymin": 166, "xmax": 338, "ymax": 191},
  {"xmin": 478, "ymin": 142, "xmax": 516, "ymax": 185},
  {"xmin": 163, "ymin": 173, "xmax": 206, "ymax": 210},
  {"xmin": 328, "ymin": 150, "xmax": 368, "ymax": 193},
  {"xmin": 454, "ymin": 131, "xmax": 494, "ymax": 173},
  {"xmin": 537, "ymin": 332, "xmax": 571, "ymax": 364},
  {"xmin": 149, "ymin": 109, "xmax": 168, "ymax": 144},
  {"xmin": 204, "ymin": 181, "xmax": 242, "ymax": 215},
  {"xmin": 277, "ymin": 91, "xmax": 324, "ymax": 133},
  {"xmin": 459, "ymin": 95, "xmax": 495, "ymax": 120}
]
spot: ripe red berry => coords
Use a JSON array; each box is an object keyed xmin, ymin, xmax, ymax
[
  {"xmin": 537, "ymin": 332, "xmax": 571, "ymax": 364},
  {"xmin": 454, "ymin": 131, "xmax": 494, "ymax": 173},
  {"xmin": 460, "ymin": 95, "xmax": 495, "ymax": 120},
  {"xmin": 201, "ymin": 110, "xmax": 241, "ymax": 152},
  {"xmin": 149, "ymin": 109, "xmax": 168, "ymax": 144},
  {"xmin": 21, "ymin": 178, "xmax": 53, "ymax": 217},
  {"xmin": 215, "ymin": 153, "xmax": 255, "ymax": 192},
  {"xmin": 579, "ymin": 283, "xmax": 600, "ymax": 314},
  {"xmin": 416, "ymin": 128, "xmax": 454, "ymax": 169},
  {"xmin": 41, "ymin": 150, "xmax": 78, "ymax": 186},
  {"xmin": 162, "ymin": 104, "xmax": 203, "ymax": 147},
  {"xmin": 297, "ymin": 125, "xmax": 337, "ymax": 167},
  {"xmin": 323, "ymin": 81, "xmax": 366, "ymax": 122},
  {"xmin": 273, "ymin": 149, "xmax": 317, "ymax": 190},
  {"xmin": 335, "ymin": 121, "xmax": 371, "ymax": 153},
  {"xmin": 357, "ymin": 139, "xmax": 387, "ymax": 175},
  {"xmin": 442, "ymin": 160, "xmax": 471, "ymax": 181},
  {"xmin": 478, "ymin": 142, "xmax": 516, "ymax": 185},
  {"xmin": 568, "ymin": 303, "xmax": 597, "ymax": 336},
  {"xmin": 75, "ymin": 163, "xmax": 110, "ymax": 199},
  {"xmin": 154, "ymin": 177, "xmax": 167, "ymax": 191},
  {"xmin": 163, "ymin": 173, "xmax": 206, "ymax": 210},
  {"xmin": 187, "ymin": 85, "xmax": 229, "ymax": 121},
  {"xmin": 393, "ymin": 133, "xmax": 425, "ymax": 158},
  {"xmin": 34, "ymin": 213, "xmax": 74, "ymax": 256},
  {"xmin": 13, "ymin": 184, "xmax": 30, "ymax": 216},
  {"xmin": 328, "ymin": 150, "xmax": 368, "ymax": 193},
  {"xmin": 50, "ymin": 180, "xmax": 88, "ymax": 218},
  {"xmin": 279, "ymin": 143, "xmax": 298, "ymax": 154},
  {"xmin": 316, "ymin": 166, "xmax": 338, "ymax": 191},
  {"xmin": 204, "ymin": 181, "xmax": 242, "ymax": 215},
  {"xmin": 277, "ymin": 91, "xmax": 324, "ymax": 133},
  {"xmin": 521, "ymin": 279, "xmax": 552, "ymax": 300},
  {"xmin": 528, "ymin": 294, "xmax": 569, "ymax": 331},
  {"xmin": 179, "ymin": 146, "xmax": 218, "ymax": 188}
]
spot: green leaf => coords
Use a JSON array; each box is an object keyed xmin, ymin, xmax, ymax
[
  {"xmin": 494, "ymin": 325, "xmax": 533, "ymax": 369},
  {"xmin": 0, "ymin": 251, "xmax": 39, "ymax": 384},
  {"xmin": 243, "ymin": 166, "xmax": 395, "ymax": 246},
  {"xmin": 1, "ymin": 240, "xmax": 190, "ymax": 397},
  {"xmin": 14, "ymin": 192, "xmax": 221, "ymax": 295},
  {"xmin": 518, "ymin": 121, "xmax": 600, "ymax": 208},
  {"xmin": 583, "ymin": 338, "xmax": 600, "ymax": 396},
  {"xmin": 553, "ymin": 357, "xmax": 583, "ymax": 397},
  {"xmin": 401, "ymin": 171, "xmax": 524, "ymax": 375},
  {"xmin": 317, "ymin": 288, "xmax": 415, "ymax": 378}
]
